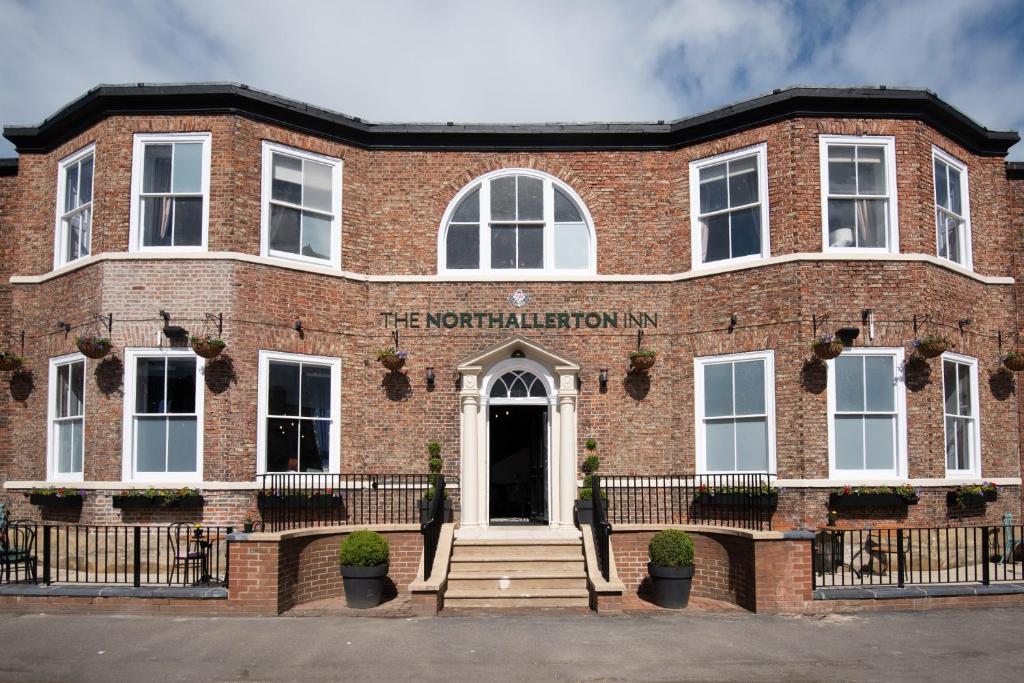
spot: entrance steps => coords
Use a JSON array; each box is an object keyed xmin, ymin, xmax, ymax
[{"xmin": 444, "ymin": 537, "xmax": 589, "ymax": 608}]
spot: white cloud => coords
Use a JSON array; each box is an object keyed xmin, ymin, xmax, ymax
[{"xmin": 0, "ymin": 0, "xmax": 1020, "ymax": 157}]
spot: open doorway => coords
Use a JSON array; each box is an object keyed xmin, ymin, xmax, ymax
[{"xmin": 488, "ymin": 404, "xmax": 548, "ymax": 524}]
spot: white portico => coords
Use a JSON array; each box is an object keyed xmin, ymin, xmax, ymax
[{"xmin": 455, "ymin": 335, "xmax": 581, "ymax": 537}]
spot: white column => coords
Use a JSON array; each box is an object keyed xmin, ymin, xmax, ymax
[
  {"xmin": 558, "ymin": 393, "xmax": 577, "ymax": 529},
  {"xmin": 460, "ymin": 393, "xmax": 480, "ymax": 528}
]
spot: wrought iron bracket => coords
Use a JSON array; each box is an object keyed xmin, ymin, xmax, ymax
[
  {"xmin": 93, "ymin": 312, "xmax": 113, "ymax": 336},
  {"xmin": 812, "ymin": 313, "xmax": 829, "ymax": 337},
  {"xmin": 636, "ymin": 328, "xmax": 644, "ymax": 351},
  {"xmin": 3, "ymin": 330, "xmax": 25, "ymax": 356},
  {"xmin": 205, "ymin": 313, "xmax": 223, "ymax": 337}
]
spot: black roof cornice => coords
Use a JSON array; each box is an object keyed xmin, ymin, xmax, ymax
[{"xmin": 3, "ymin": 83, "xmax": 1019, "ymax": 156}]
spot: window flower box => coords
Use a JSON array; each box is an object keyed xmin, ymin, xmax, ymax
[
  {"xmin": 948, "ymin": 483, "xmax": 998, "ymax": 507},
  {"xmin": 112, "ymin": 488, "xmax": 204, "ymax": 508},
  {"xmin": 257, "ymin": 492, "xmax": 343, "ymax": 509},
  {"xmin": 829, "ymin": 485, "xmax": 919, "ymax": 509},
  {"xmin": 694, "ymin": 491, "xmax": 779, "ymax": 507},
  {"xmin": 27, "ymin": 488, "xmax": 85, "ymax": 507}
]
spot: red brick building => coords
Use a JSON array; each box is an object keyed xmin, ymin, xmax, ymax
[{"xmin": 0, "ymin": 83, "xmax": 1022, "ymax": 537}]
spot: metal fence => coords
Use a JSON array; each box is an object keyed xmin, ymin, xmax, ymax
[
  {"xmin": 813, "ymin": 524, "xmax": 1024, "ymax": 589},
  {"xmin": 257, "ymin": 473, "xmax": 441, "ymax": 531},
  {"xmin": 420, "ymin": 475, "xmax": 446, "ymax": 581},
  {"xmin": 0, "ymin": 523, "xmax": 233, "ymax": 587},
  {"xmin": 601, "ymin": 474, "xmax": 778, "ymax": 531}
]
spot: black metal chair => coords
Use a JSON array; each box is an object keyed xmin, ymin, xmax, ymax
[
  {"xmin": 167, "ymin": 523, "xmax": 205, "ymax": 585},
  {"xmin": 0, "ymin": 512, "xmax": 38, "ymax": 583}
]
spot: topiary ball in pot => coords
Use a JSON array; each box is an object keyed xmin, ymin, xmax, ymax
[
  {"xmin": 338, "ymin": 530, "xmax": 390, "ymax": 608},
  {"xmin": 647, "ymin": 529, "xmax": 695, "ymax": 609}
]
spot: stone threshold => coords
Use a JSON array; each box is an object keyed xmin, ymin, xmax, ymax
[
  {"xmin": 0, "ymin": 584, "xmax": 228, "ymax": 599},
  {"xmin": 814, "ymin": 583, "xmax": 1024, "ymax": 600}
]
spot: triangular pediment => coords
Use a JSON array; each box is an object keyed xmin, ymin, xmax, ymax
[{"xmin": 456, "ymin": 335, "xmax": 581, "ymax": 372}]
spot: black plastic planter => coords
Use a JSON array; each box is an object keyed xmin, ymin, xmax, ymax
[
  {"xmin": 574, "ymin": 499, "xmax": 608, "ymax": 527},
  {"xmin": 340, "ymin": 563, "xmax": 389, "ymax": 608},
  {"xmin": 648, "ymin": 563, "xmax": 694, "ymax": 609},
  {"xmin": 419, "ymin": 499, "xmax": 453, "ymax": 524},
  {"xmin": 695, "ymin": 493, "xmax": 778, "ymax": 507},
  {"xmin": 112, "ymin": 495, "xmax": 204, "ymax": 509},
  {"xmin": 947, "ymin": 490, "xmax": 998, "ymax": 506},
  {"xmin": 28, "ymin": 493, "xmax": 83, "ymax": 507},
  {"xmin": 829, "ymin": 493, "xmax": 917, "ymax": 509}
]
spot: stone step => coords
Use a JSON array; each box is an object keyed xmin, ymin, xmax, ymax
[
  {"xmin": 448, "ymin": 558, "xmax": 585, "ymax": 573},
  {"xmin": 452, "ymin": 538, "xmax": 582, "ymax": 546},
  {"xmin": 444, "ymin": 588, "xmax": 591, "ymax": 608},
  {"xmin": 447, "ymin": 569, "xmax": 587, "ymax": 591},
  {"xmin": 451, "ymin": 545, "xmax": 584, "ymax": 560}
]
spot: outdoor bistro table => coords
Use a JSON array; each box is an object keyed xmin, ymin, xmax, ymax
[{"xmin": 191, "ymin": 528, "xmax": 225, "ymax": 585}]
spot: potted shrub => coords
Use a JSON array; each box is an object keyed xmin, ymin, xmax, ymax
[
  {"xmin": 420, "ymin": 441, "xmax": 452, "ymax": 523},
  {"xmin": 75, "ymin": 335, "xmax": 112, "ymax": 359},
  {"xmin": 575, "ymin": 443, "xmax": 607, "ymax": 526},
  {"xmin": 812, "ymin": 333, "xmax": 843, "ymax": 360},
  {"xmin": 1002, "ymin": 350, "xmax": 1024, "ymax": 372},
  {"xmin": 338, "ymin": 530, "xmax": 390, "ymax": 608},
  {"xmin": 829, "ymin": 485, "xmax": 919, "ymax": 509},
  {"xmin": 243, "ymin": 513, "xmax": 256, "ymax": 533},
  {"xmin": 377, "ymin": 348, "xmax": 407, "ymax": 372},
  {"xmin": 629, "ymin": 350, "xmax": 656, "ymax": 372},
  {"xmin": 190, "ymin": 334, "xmax": 226, "ymax": 359},
  {"xmin": 647, "ymin": 529, "xmax": 695, "ymax": 609},
  {"xmin": 28, "ymin": 486, "xmax": 85, "ymax": 507},
  {"xmin": 0, "ymin": 351, "xmax": 24, "ymax": 372},
  {"xmin": 912, "ymin": 334, "xmax": 952, "ymax": 359},
  {"xmin": 948, "ymin": 482, "xmax": 998, "ymax": 506}
]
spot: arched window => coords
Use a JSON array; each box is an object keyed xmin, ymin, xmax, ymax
[
  {"xmin": 440, "ymin": 169, "xmax": 595, "ymax": 275},
  {"xmin": 489, "ymin": 371, "xmax": 547, "ymax": 399}
]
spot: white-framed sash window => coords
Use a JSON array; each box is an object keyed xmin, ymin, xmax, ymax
[
  {"xmin": 820, "ymin": 135, "xmax": 899, "ymax": 253},
  {"xmin": 694, "ymin": 350, "xmax": 776, "ymax": 474},
  {"xmin": 827, "ymin": 347, "xmax": 907, "ymax": 479},
  {"xmin": 47, "ymin": 353, "xmax": 86, "ymax": 480},
  {"xmin": 256, "ymin": 351, "xmax": 341, "ymax": 474},
  {"xmin": 942, "ymin": 352, "xmax": 980, "ymax": 477},
  {"xmin": 54, "ymin": 145, "xmax": 95, "ymax": 268},
  {"xmin": 121, "ymin": 348, "xmax": 204, "ymax": 482},
  {"xmin": 129, "ymin": 132, "xmax": 211, "ymax": 251},
  {"xmin": 933, "ymin": 147, "xmax": 972, "ymax": 269},
  {"xmin": 260, "ymin": 141, "xmax": 343, "ymax": 268},
  {"xmin": 689, "ymin": 144, "xmax": 770, "ymax": 269}
]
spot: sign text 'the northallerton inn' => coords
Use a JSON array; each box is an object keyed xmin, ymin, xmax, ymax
[{"xmin": 380, "ymin": 310, "xmax": 658, "ymax": 330}]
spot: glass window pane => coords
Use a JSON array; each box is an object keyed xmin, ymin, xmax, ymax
[
  {"xmin": 452, "ymin": 188, "xmax": 480, "ymax": 222},
  {"xmin": 266, "ymin": 418, "xmax": 299, "ymax": 472},
  {"xmin": 517, "ymin": 226, "xmax": 543, "ymax": 268},
  {"xmin": 300, "ymin": 211, "xmax": 331, "ymax": 260},
  {"xmin": 864, "ymin": 356, "xmax": 894, "ymax": 412},
  {"xmin": 835, "ymin": 356, "xmax": 864, "ymax": 412},
  {"xmin": 834, "ymin": 415, "xmax": 864, "ymax": 469},
  {"xmin": 948, "ymin": 166, "xmax": 962, "ymax": 215},
  {"xmin": 166, "ymin": 358, "xmax": 196, "ymax": 414},
  {"xmin": 136, "ymin": 359, "xmax": 166, "ymax": 413},
  {"xmin": 167, "ymin": 417, "xmax": 198, "ymax": 472},
  {"xmin": 864, "ymin": 415, "xmax": 895, "ymax": 469},
  {"xmin": 490, "ymin": 226, "xmax": 516, "ymax": 268},
  {"xmin": 57, "ymin": 421, "xmax": 73, "ymax": 473},
  {"xmin": 943, "ymin": 360, "xmax": 958, "ymax": 415},
  {"xmin": 56, "ymin": 365, "xmax": 70, "ymax": 418},
  {"xmin": 268, "ymin": 362, "xmax": 300, "ymax": 415},
  {"xmin": 66, "ymin": 208, "xmax": 91, "ymax": 261},
  {"xmin": 705, "ymin": 420, "xmax": 735, "ymax": 471},
  {"xmin": 733, "ymin": 360, "xmax": 765, "ymax": 414},
  {"xmin": 269, "ymin": 205, "xmax": 301, "ymax": 254},
  {"xmin": 71, "ymin": 419, "xmax": 83, "ymax": 473},
  {"xmin": 142, "ymin": 144, "xmax": 173, "ymax": 193},
  {"xmin": 954, "ymin": 417, "xmax": 971, "ymax": 470},
  {"xmin": 553, "ymin": 187, "xmax": 582, "ymax": 222},
  {"xmin": 699, "ymin": 163, "xmax": 728, "ymax": 213},
  {"xmin": 827, "ymin": 199, "xmax": 856, "ymax": 247},
  {"xmin": 303, "ymin": 160, "xmax": 333, "ymax": 213},
  {"xmin": 856, "ymin": 146, "xmax": 886, "ymax": 195},
  {"xmin": 69, "ymin": 361, "xmax": 84, "ymax": 416},
  {"xmin": 135, "ymin": 417, "xmax": 167, "ymax": 472},
  {"xmin": 271, "ymin": 153, "xmax": 303, "ymax": 205},
  {"xmin": 943, "ymin": 214, "xmax": 963, "ymax": 264},
  {"xmin": 703, "ymin": 363, "xmax": 733, "ymax": 417},
  {"xmin": 141, "ymin": 197, "xmax": 173, "ymax": 247},
  {"xmin": 517, "ymin": 176, "xmax": 543, "ymax": 220},
  {"xmin": 298, "ymin": 419, "xmax": 329, "ymax": 472},
  {"xmin": 856, "ymin": 199, "xmax": 887, "ymax": 248},
  {"xmin": 729, "ymin": 207, "xmax": 760, "ymax": 258},
  {"xmin": 957, "ymin": 362, "xmax": 971, "ymax": 416},
  {"xmin": 300, "ymin": 365, "xmax": 332, "ymax": 418},
  {"xmin": 945, "ymin": 416, "xmax": 958, "ymax": 470},
  {"xmin": 64, "ymin": 162, "xmax": 79, "ymax": 211},
  {"xmin": 446, "ymin": 224, "xmax": 479, "ymax": 269},
  {"xmin": 172, "ymin": 197, "xmax": 203, "ymax": 246},
  {"xmin": 172, "ymin": 143, "xmax": 203, "ymax": 194},
  {"xmin": 828, "ymin": 146, "xmax": 856, "ymax": 194},
  {"xmin": 934, "ymin": 159, "xmax": 948, "ymax": 209},
  {"xmin": 735, "ymin": 417, "xmax": 768, "ymax": 471},
  {"xmin": 79, "ymin": 156, "xmax": 93, "ymax": 205},
  {"xmin": 554, "ymin": 223, "xmax": 589, "ymax": 269},
  {"xmin": 490, "ymin": 176, "xmax": 516, "ymax": 221},
  {"xmin": 728, "ymin": 157, "xmax": 758, "ymax": 206},
  {"xmin": 702, "ymin": 213, "xmax": 730, "ymax": 263}
]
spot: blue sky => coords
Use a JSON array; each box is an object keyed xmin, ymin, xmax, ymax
[{"xmin": 1, "ymin": 0, "xmax": 1022, "ymax": 158}]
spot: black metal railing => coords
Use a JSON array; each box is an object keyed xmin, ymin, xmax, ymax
[
  {"xmin": 420, "ymin": 475, "xmax": 446, "ymax": 581},
  {"xmin": 0, "ymin": 523, "xmax": 233, "ymax": 587},
  {"xmin": 592, "ymin": 475, "xmax": 612, "ymax": 581},
  {"xmin": 600, "ymin": 474, "xmax": 777, "ymax": 531},
  {"xmin": 813, "ymin": 524, "xmax": 1024, "ymax": 589},
  {"xmin": 258, "ymin": 473, "xmax": 443, "ymax": 531}
]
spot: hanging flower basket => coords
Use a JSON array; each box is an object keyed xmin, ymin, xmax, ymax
[
  {"xmin": 629, "ymin": 350, "xmax": 656, "ymax": 372},
  {"xmin": 75, "ymin": 336, "xmax": 112, "ymax": 359},
  {"xmin": 0, "ymin": 351, "xmax": 24, "ymax": 371},
  {"xmin": 377, "ymin": 348, "xmax": 407, "ymax": 372},
  {"xmin": 1002, "ymin": 350, "xmax": 1024, "ymax": 372},
  {"xmin": 190, "ymin": 335, "xmax": 227, "ymax": 359},
  {"xmin": 912, "ymin": 335, "xmax": 952, "ymax": 359},
  {"xmin": 811, "ymin": 334, "xmax": 843, "ymax": 360}
]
